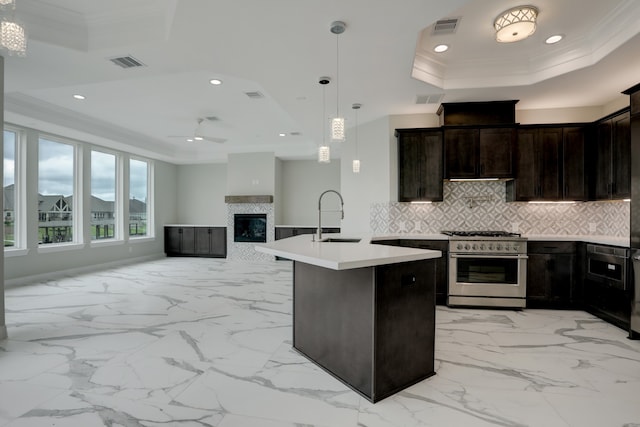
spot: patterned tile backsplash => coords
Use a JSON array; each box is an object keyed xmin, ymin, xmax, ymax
[{"xmin": 371, "ymin": 181, "xmax": 629, "ymax": 236}]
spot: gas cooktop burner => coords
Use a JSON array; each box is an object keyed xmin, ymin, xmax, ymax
[{"xmin": 441, "ymin": 230, "xmax": 521, "ymax": 238}]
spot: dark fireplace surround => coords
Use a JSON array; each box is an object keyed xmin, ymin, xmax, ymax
[{"xmin": 234, "ymin": 213, "xmax": 267, "ymax": 243}]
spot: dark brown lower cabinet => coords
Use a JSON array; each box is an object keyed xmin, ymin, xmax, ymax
[
  {"xmin": 372, "ymin": 239, "xmax": 448, "ymax": 305},
  {"xmin": 164, "ymin": 226, "xmax": 226, "ymax": 258},
  {"xmin": 526, "ymin": 241, "xmax": 579, "ymax": 309}
]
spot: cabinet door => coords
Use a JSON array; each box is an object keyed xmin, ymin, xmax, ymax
[
  {"xmin": 397, "ymin": 130, "xmax": 443, "ymax": 201},
  {"xmin": 180, "ymin": 227, "xmax": 196, "ymax": 254},
  {"xmin": 210, "ymin": 227, "xmax": 227, "ymax": 257},
  {"xmin": 165, "ymin": 227, "xmax": 182, "ymax": 254},
  {"xmin": 478, "ymin": 128, "xmax": 514, "ymax": 178},
  {"xmin": 612, "ymin": 112, "xmax": 631, "ymax": 198},
  {"xmin": 444, "ymin": 128, "xmax": 478, "ymax": 178},
  {"xmin": 526, "ymin": 253, "xmax": 549, "ymax": 302},
  {"xmin": 539, "ymin": 128, "xmax": 562, "ymax": 200},
  {"xmin": 398, "ymin": 133, "xmax": 422, "ymax": 201},
  {"xmin": 594, "ymin": 120, "xmax": 613, "ymax": 199},
  {"xmin": 194, "ymin": 227, "xmax": 212, "ymax": 255},
  {"xmin": 507, "ymin": 128, "xmax": 539, "ymax": 201},
  {"xmin": 563, "ymin": 126, "xmax": 587, "ymax": 200}
]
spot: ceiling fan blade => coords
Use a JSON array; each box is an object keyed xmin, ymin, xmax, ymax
[{"xmin": 202, "ymin": 136, "xmax": 226, "ymax": 144}]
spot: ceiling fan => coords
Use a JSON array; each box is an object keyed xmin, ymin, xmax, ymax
[{"xmin": 168, "ymin": 118, "xmax": 226, "ymax": 143}]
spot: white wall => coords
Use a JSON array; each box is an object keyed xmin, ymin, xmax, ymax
[
  {"xmin": 176, "ymin": 163, "xmax": 227, "ymax": 225},
  {"xmin": 280, "ymin": 160, "xmax": 341, "ymax": 226},
  {"xmin": 227, "ymin": 152, "xmax": 275, "ymax": 195},
  {"xmin": 0, "ymin": 56, "xmax": 5, "ymax": 338},
  {"xmin": 340, "ymin": 116, "xmax": 395, "ymax": 234},
  {"xmin": 274, "ymin": 158, "xmax": 283, "ymax": 225}
]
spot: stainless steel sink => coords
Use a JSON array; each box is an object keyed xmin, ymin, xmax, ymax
[{"xmin": 320, "ymin": 238, "xmax": 361, "ymax": 243}]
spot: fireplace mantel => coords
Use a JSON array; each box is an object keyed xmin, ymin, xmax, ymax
[{"xmin": 225, "ymin": 195, "xmax": 273, "ymax": 204}]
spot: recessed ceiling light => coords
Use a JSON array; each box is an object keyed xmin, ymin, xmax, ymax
[
  {"xmin": 186, "ymin": 138, "xmax": 194, "ymax": 142},
  {"xmin": 209, "ymin": 79, "xmax": 222, "ymax": 85},
  {"xmin": 279, "ymin": 133, "xmax": 286, "ymax": 137},
  {"xmin": 545, "ymin": 34, "xmax": 563, "ymax": 44},
  {"xmin": 73, "ymin": 94, "xmax": 85, "ymax": 100},
  {"xmin": 433, "ymin": 44, "xmax": 449, "ymax": 53},
  {"xmin": 194, "ymin": 136, "xmax": 204, "ymax": 141}
]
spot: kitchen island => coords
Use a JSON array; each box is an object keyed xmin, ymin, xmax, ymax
[{"xmin": 256, "ymin": 234, "xmax": 442, "ymax": 402}]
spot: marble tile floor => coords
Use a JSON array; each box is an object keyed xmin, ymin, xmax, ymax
[{"xmin": 1, "ymin": 257, "xmax": 640, "ymax": 427}]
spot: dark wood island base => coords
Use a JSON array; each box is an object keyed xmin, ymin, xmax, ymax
[{"xmin": 292, "ymin": 259, "xmax": 437, "ymax": 403}]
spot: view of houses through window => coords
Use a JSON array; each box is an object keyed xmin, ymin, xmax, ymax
[
  {"xmin": 38, "ymin": 138, "xmax": 75, "ymax": 245},
  {"xmin": 91, "ymin": 150, "xmax": 117, "ymax": 240},
  {"xmin": 129, "ymin": 158, "xmax": 149, "ymax": 237},
  {"xmin": 2, "ymin": 128, "xmax": 153, "ymax": 248},
  {"xmin": 3, "ymin": 130, "xmax": 16, "ymax": 247}
]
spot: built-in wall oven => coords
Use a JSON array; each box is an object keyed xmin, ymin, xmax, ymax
[{"xmin": 444, "ymin": 231, "xmax": 527, "ymax": 308}]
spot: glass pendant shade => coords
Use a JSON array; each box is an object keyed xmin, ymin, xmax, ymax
[
  {"xmin": 352, "ymin": 159, "xmax": 360, "ymax": 173},
  {"xmin": 494, "ymin": 6, "xmax": 538, "ymax": 43},
  {"xmin": 318, "ymin": 145, "xmax": 330, "ymax": 163},
  {"xmin": 331, "ymin": 117, "xmax": 345, "ymax": 142},
  {"xmin": 0, "ymin": 0, "xmax": 15, "ymax": 11},
  {"xmin": 0, "ymin": 18, "xmax": 26, "ymax": 56}
]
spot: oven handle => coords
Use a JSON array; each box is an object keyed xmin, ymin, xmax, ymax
[{"xmin": 450, "ymin": 254, "xmax": 528, "ymax": 260}]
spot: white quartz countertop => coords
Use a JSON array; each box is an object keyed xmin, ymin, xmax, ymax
[
  {"xmin": 255, "ymin": 234, "xmax": 442, "ymax": 270},
  {"xmin": 523, "ymin": 234, "xmax": 629, "ymax": 247}
]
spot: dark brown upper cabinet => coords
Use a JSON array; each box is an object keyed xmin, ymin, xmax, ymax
[
  {"xmin": 506, "ymin": 125, "xmax": 586, "ymax": 202},
  {"xmin": 592, "ymin": 110, "xmax": 630, "ymax": 200},
  {"xmin": 396, "ymin": 128, "xmax": 443, "ymax": 202},
  {"xmin": 444, "ymin": 126, "xmax": 515, "ymax": 179}
]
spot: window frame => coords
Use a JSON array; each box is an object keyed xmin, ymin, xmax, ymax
[
  {"xmin": 36, "ymin": 134, "xmax": 83, "ymax": 249},
  {"xmin": 128, "ymin": 156, "xmax": 154, "ymax": 240},
  {"xmin": 3, "ymin": 126, "xmax": 27, "ymax": 255},
  {"xmin": 89, "ymin": 148, "xmax": 122, "ymax": 244}
]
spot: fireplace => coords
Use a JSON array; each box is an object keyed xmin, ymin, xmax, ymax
[{"xmin": 234, "ymin": 213, "xmax": 267, "ymax": 243}]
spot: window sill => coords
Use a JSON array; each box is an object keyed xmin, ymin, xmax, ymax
[
  {"xmin": 38, "ymin": 243, "xmax": 86, "ymax": 254},
  {"xmin": 90, "ymin": 239, "xmax": 125, "ymax": 248},
  {"xmin": 4, "ymin": 248, "xmax": 30, "ymax": 257},
  {"xmin": 128, "ymin": 236, "xmax": 155, "ymax": 244}
]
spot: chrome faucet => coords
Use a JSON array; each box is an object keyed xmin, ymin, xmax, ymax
[{"xmin": 317, "ymin": 190, "xmax": 344, "ymax": 241}]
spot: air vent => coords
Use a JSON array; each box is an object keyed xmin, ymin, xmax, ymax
[
  {"xmin": 204, "ymin": 116, "xmax": 219, "ymax": 122},
  {"xmin": 432, "ymin": 17, "xmax": 460, "ymax": 35},
  {"xmin": 244, "ymin": 91, "xmax": 264, "ymax": 99},
  {"xmin": 290, "ymin": 131, "xmax": 301, "ymax": 136},
  {"xmin": 416, "ymin": 94, "xmax": 444, "ymax": 105},
  {"xmin": 109, "ymin": 55, "xmax": 146, "ymax": 69}
]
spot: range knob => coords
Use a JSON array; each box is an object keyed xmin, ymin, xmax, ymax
[
  {"xmin": 472, "ymin": 244, "xmax": 478, "ymax": 250},
  {"xmin": 465, "ymin": 244, "xmax": 471, "ymax": 250},
  {"xmin": 457, "ymin": 243, "xmax": 463, "ymax": 250},
  {"xmin": 480, "ymin": 244, "xmax": 486, "ymax": 250},
  {"xmin": 496, "ymin": 243, "xmax": 502, "ymax": 250},
  {"xmin": 512, "ymin": 244, "xmax": 519, "ymax": 251},
  {"xmin": 488, "ymin": 244, "xmax": 494, "ymax": 250}
]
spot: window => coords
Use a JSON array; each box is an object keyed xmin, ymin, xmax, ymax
[
  {"xmin": 38, "ymin": 138, "xmax": 75, "ymax": 245},
  {"xmin": 91, "ymin": 150, "xmax": 117, "ymax": 240},
  {"xmin": 129, "ymin": 158, "xmax": 150, "ymax": 237},
  {"xmin": 3, "ymin": 130, "xmax": 16, "ymax": 247}
]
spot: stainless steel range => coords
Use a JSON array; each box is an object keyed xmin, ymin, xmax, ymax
[{"xmin": 443, "ymin": 231, "xmax": 528, "ymax": 309}]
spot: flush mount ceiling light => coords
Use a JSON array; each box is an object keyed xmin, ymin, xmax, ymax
[
  {"xmin": 494, "ymin": 5, "xmax": 538, "ymax": 43},
  {"xmin": 545, "ymin": 34, "xmax": 563, "ymax": 44},
  {"xmin": 433, "ymin": 44, "xmax": 449, "ymax": 53},
  {"xmin": 209, "ymin": 78, "xmax": 222, "ymax": 85},
  {"xmin": 73, "ymin": 94, "xmax": 85, "ymax": 100},
  {"xmin": 330, "ymin": 21, "xmax": 346, "ymax": 142}
]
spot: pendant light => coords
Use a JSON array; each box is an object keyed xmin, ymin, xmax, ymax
[
  {"xmin": 318, "ymin": 77, "xmax": 331, "ymax": 163},
  {"xmin": 0, "ymin": 0, "xmax": 26, "ymax": 57},
  {"xmin": 352, "ymin": 103, "xmax": 361, "ymax": 173},
  {"xmin": 330, "ymin": 21, "xmax": 346, "ymax": 142}
]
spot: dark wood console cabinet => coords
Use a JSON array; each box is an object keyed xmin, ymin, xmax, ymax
[{"xmin": 164, "ymin": 226, "xmax": 226, "ymax": 258}]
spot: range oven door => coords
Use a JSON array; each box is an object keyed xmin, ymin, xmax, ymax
[{"xmin": 448, "ymin": 254, "xmax": 528, "ymax": 300}]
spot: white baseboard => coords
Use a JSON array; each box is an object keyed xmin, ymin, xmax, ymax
[{"xmin": 4, "ymin": 254, "xmax": 165, "ymax": 288}]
